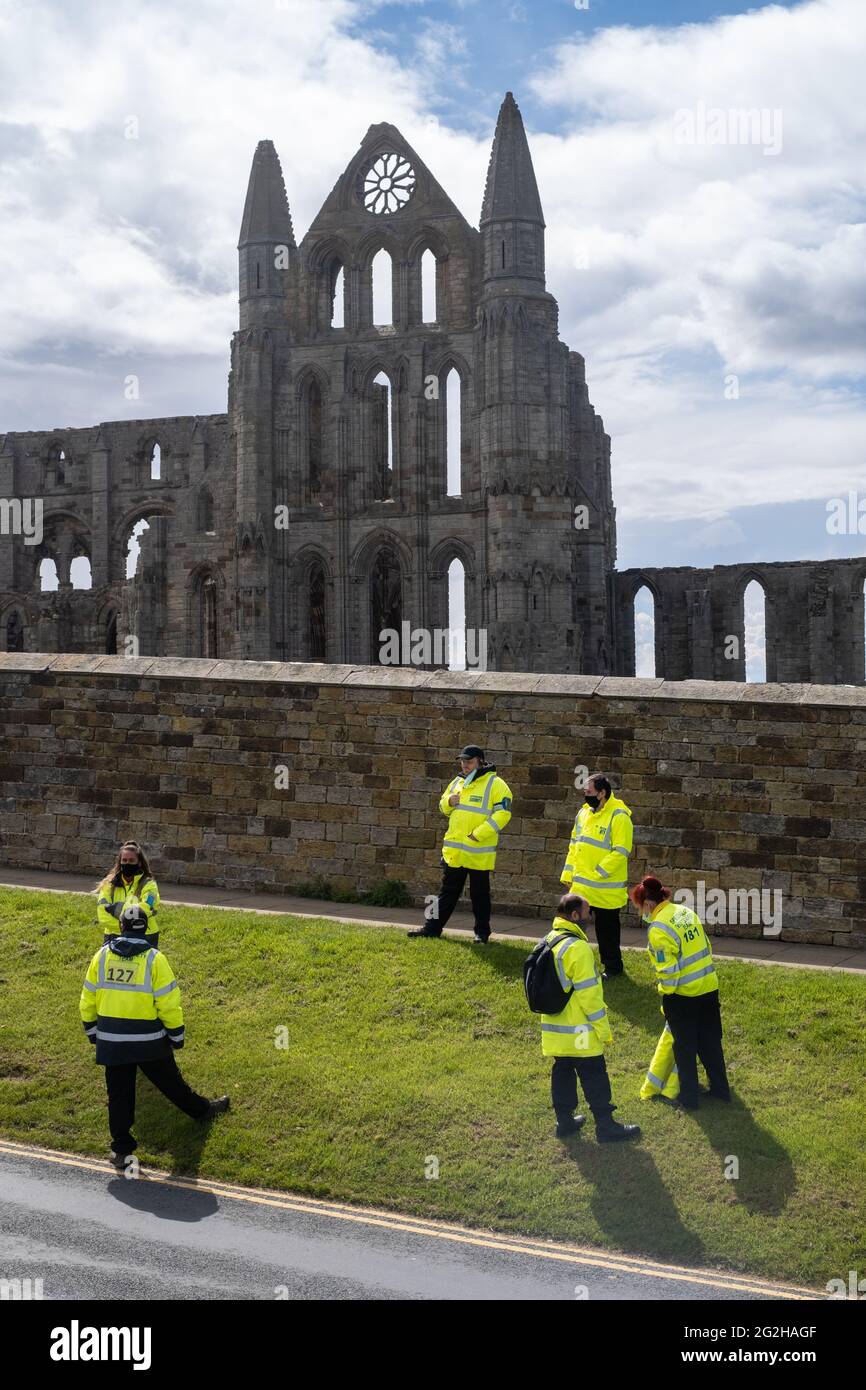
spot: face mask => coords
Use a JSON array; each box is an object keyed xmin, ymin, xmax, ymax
[
  {"xmin": 584, "ymin": 794, "xmax": 600, "ymax": 810},
  {"xmin": 121, "ymin": 865, "xmax": 138, "ymax": 878}
]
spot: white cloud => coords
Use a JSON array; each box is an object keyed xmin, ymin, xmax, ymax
[
  {"xmin": 0, "ymin": 0, "xmax": 864, "ymax": 551},
  {"xmin": 527, "ymin": 0, "xmax": 866, "ymax": 524}
]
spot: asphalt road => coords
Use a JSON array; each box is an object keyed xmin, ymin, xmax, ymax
[{"xmin": 0, "ymin": 1140, "xmax": 819, "ymax": 1302}]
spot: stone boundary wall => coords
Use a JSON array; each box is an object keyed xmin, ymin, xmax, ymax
[{"xmin": 1, "ymin": 655, "xmax": 864, "ymax": 947}]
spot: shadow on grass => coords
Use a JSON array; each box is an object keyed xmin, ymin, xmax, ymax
[
  {"xmin": 562, "ymin": 1133, "xmax": 706, "ymax": 1266},
  {"xmin": 692, "ymin": 1094, "xmax": 795, "ymax": 1216},
  {"xmin": 132, "ymin": 1074, "xmax": 215, "ymax": 1181}
]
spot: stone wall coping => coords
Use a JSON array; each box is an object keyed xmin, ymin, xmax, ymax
[{"xmin": 2, "ymin": 654, "xmax": 866, "ymax": 708}]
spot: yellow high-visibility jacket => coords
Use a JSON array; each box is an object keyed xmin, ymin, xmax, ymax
[
  {"xmin": 97, "ymin": 873, "xmax": 160, "ymax": 932},
  {"xmin": 646, "ymin": 901, "xmax": 719, "ymax": 997},
  {"xmin": 439, "ymin": 765, "xmax": 513, "ymax": 871},
  {"xmin": 540, "ymin": 916, "xmax": 612, "ymax": 1058},
  {"xmin": 80, "ymin": 936, "xmax": 184, "ymax": 1065},
  {"xmin": 560, "ymin": 795, "xmax": 633, "ymax": 909}
]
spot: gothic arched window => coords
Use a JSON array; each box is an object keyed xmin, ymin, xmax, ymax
[
  {"xmin": 308, "ymin": 379, "xmax": 323, "ymax": 500},
  {"xmin": 370, "ymin": 547, "xmax": 402, "ymax": 664},
  {"xmin": 5, "ymin": 610, "xmax": 24, "ymax": 652},
  {"xmin": 309, "ymin": 563, "xmax": 326, "ymax": 661},
  {"xmin": 197, "ymin": 487, "xmax": 214, "ymax": 533},
  {"xmin": 202, "ymin": 576, "xmax": 218, "ymax": 657},
  {"xmin": 372, "ymin": 371, "xmax": 393, "ymax": 501}
]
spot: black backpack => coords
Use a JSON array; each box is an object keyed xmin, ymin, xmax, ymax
[{"xmin": 523, "ymin": 931, "xmax": 579, "ymax": 1014}]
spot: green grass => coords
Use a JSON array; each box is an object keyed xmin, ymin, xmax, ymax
[{"xmin": 1, "ymin": 886, "xmax": 864, "ymax": 1288}]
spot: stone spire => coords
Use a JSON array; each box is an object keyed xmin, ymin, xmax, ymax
[
  {"xmin": 238, "ymin": 140, "xmax": 294, "ymax": 330},
  {"xmin": 480, "ymin": 91, "xmax": 545, "ymax": 228},
  {"xmin": 480, "ymin": 92, "xmax": 546, "ymax": 289},
  {"xmin": 239, "ymin": 140, "xmax": 294, "ymax": 247}
]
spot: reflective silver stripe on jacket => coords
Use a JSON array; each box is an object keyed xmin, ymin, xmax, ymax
[
  {"xmin": 570, "ymin": 873, "xmax": 627, "ymax": 890},
  {"xmin": 651, "ymin": 922, "xmax": 682, "ymax": 949},
  {"xmin": 553, "ymin": 939, "xmax": 572, "ymax": 991},
  {"xmin": 677, "ymin": 964, "xmax": 716, "ymax": 987},
  {"xmin": 541, "ymin": 1022, "xmax": 593, "ymax": 1034},
  {"xmin": 96, "ymin": 1028, "xmax": 167, "ymax": 1043},
  {"xmin": 679, "ymin": 946, "xmax": 710, "ymax": 969},
  {"xmin": 586, "ymin": 1007, "xmax": 607, "ymax": 1022},
  {"xmin": 571, "ymin": 974, "xmax": 599, "ymax": 991},
  {"xmin": 443, "ymin": 840, "xmax": 493, "ymax": 854},
  {"xmin": 152, "ymin": 978, "xmax": 177, "ymax": 998},
  {"xmin": 82, "ymin": 979, "xmax": 98, "ymax": 993}
]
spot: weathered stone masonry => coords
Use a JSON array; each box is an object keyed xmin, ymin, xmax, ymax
[{"xmin": 2, "ymin": 654, "xmax": 864, "ymax": 947}]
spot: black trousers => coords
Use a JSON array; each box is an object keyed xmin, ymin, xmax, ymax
[
  {"xmin": 592, "ymin": 907, "xmax": 623, "ymax": 974},
  {"xmin": 426, "ymin": 861, "xmax": 491, "ymax": 938},
  {"xmin": 551, "ymin": 1054, "xmax": 614, "ymax": 1121},
  {"xmin": 104, "ymin": 1053, "xmax": 209, "ymax": 1154},
  {"xmin": 662, "ymin": 989, "xmax": 730, "ymax": 1106}
]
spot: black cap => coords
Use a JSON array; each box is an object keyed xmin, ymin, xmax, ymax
[
  {"xmin": 458, "ymin": 745, "xmax": 484, "ymax": 761},
  {"xmin": 120, "ymin": 903, "xmax": 149, "ymax": 933}
]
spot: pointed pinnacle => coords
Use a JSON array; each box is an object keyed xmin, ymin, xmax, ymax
[
  {"xmin": 480, "ymin": 91, "xmax": 544, "ymax": 228},
  {"xmin": 239, "ymin": 140, "xmax": 295, "ymax": 247}
]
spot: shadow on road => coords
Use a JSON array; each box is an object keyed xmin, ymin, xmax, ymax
[{"xmin": 107, "ymin": 1173, "xmax": 220, "ymax": 1223}]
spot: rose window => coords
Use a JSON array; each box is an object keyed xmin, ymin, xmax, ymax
[{"xmin": 363, "ymin": 153, "xmax": 416, "ymax": 214}]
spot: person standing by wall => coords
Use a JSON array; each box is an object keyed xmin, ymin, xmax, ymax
[
  {"xmin": 630, "ymin": 874, "xmax": 731, "ymax": 1111},
  {"xmin": 560, "ymin": 773, "xmax": 633, "ymax": 979},
  {"xmin": 409, "ymin": 745, "xmax": 512, "ymax": 944}
]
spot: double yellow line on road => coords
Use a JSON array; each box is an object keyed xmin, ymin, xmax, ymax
[{"xmin": 0, "ymin": 1137, "xmax": 819, "ymax": 1299}]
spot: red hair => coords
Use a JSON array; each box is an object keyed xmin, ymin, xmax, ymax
[{"xmin": 629, "ymin": 875, "xmax": 672, "ymax": 910}]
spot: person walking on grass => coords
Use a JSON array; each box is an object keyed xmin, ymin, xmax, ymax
[
  {"xmin": 630, "ymin": 874, "xmax": 731, "ymax": 1111},
  {"xmin": 526, "ymin": 893, "xmax": 641, "ymax": 1143},
  {"xmin": 80, "ymin": 903, "xmax": 229, "ymax": 1169}
]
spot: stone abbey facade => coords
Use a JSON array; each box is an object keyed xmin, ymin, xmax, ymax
[{"xmin": 1, "ymin": 94, "xmax": 863, "ymax": 681}]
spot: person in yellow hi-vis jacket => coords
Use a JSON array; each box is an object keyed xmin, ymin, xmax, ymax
[
  {"xmin": 409, "ymin": 744, "xmax": 512, "ymax": 944},
  {"xmin": 540, "ymin": 894, "xmax": 641, "ymax": 1142},
  {"xmin": 639, "ymin": 1016, "xmax": 680, "ymax": 1103},
  {"xmin": 80, "ymin": 903, "xmax": 228, "ymax": 1168},
  {"xmin": 630, "ymin": 875, "xmax": 731, "ymax": 1111},
  {"xmin": 96, "ymin": 841, "xmax": 161, "ymax": 945},
  {"xmin": 560, "ymin": 772, "xmax": 633, "ymax": 979}
]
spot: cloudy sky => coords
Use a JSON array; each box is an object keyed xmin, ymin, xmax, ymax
[{"xmin": 1, "ymin": 0, "xmax": 864, "ymax": 621}]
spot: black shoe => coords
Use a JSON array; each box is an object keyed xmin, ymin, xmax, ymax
[
  {"xmin": 555, "ymin": 1113, "xmax": 587, "ymax": 1139},
  {"xmin": 205, "ymin": 1096, "xmax": 230, "ymax": 1118},
  {"xmin": 595, "ymin": 1117, "xmax": 641, "ymax": 1143},
  {"xmin": 408, "ymin": 927, "xmax": 442, "ymax": 938},
  {"xmin": 109, "ymin": 1150, "xmax": 134, "ymax": 1170},
  {"xmin": 472, "ymin": 933, "xmax": 490, "ymax": 944}
]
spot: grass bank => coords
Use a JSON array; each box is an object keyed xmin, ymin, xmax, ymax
[{"xmin": 1, "ymin": 887, "xmax": 863, "ymax": 1287}]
